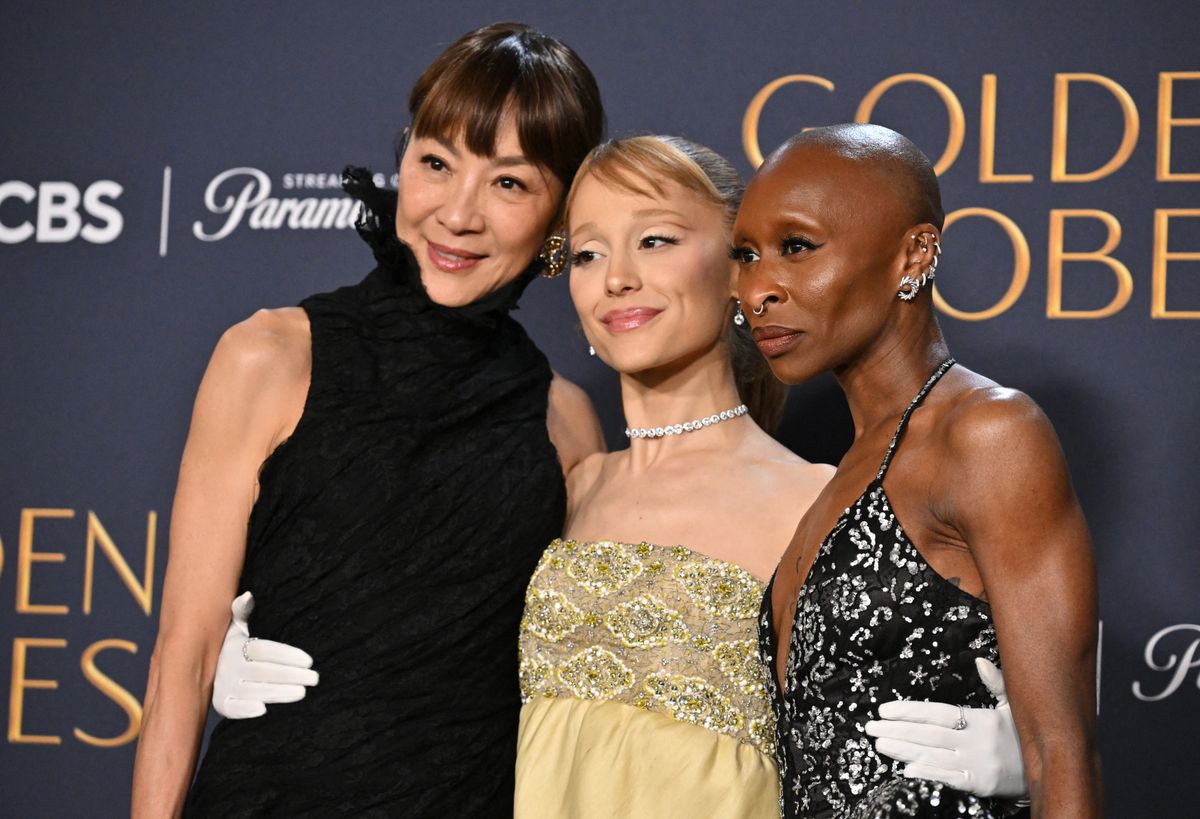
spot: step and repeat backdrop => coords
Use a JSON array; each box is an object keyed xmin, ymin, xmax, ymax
[{"xmin": 1, "ymin": 2, "xmax": 1196, "ymax": 815}]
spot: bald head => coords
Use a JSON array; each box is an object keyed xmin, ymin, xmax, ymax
[{"xmin": 765, "ymin": 123, "xmax": 944, "ymax": 230}]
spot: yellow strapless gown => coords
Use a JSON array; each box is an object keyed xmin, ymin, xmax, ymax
[{"xmin": 515, "ymin": 539, "xmax": 779, "ymax": 818}]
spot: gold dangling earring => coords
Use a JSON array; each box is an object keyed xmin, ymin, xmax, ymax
[{"xmin": 539, "ymin": 234, "xmax": 567, "ymax": 278}]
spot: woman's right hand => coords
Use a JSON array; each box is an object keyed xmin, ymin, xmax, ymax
[{"xmin": 213, "ymin": 591, "xmax": 319, "ymax": 718}]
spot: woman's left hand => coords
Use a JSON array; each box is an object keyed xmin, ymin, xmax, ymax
[{"xmin": 865, "ymin": 658, "xmax": 1028, "ymax": 799}]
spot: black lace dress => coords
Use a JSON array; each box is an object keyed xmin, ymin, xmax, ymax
[
  {"xmin": 759, "ymin": 360, "xmax": 1027, "ymax": 818},
  {"xmin": 184, "ymin": 169, "xmax": 566, "ymax": 817}
]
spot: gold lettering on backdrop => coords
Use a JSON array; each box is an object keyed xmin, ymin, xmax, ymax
[
  {"xmin": 1051, "ymin": 73, "xmax": 1139, "ymax": 182},
  {"xmin": 1157, "ymin": 72, "xmax": 1200, "ymax": 181},
  {"xmin": 8, "ymin": 637, "xmax": 66, "ymax": 744},
  {"xmin": 855, "ymin": 73, "xmax": 965, "ymax": 175},
  {"xmin": 83, "ymin": 511, "xmax": 157, "ymax": 615},
  {"xmin": 74, "ymin": 639, "xmax": 142, "ymax": 747},
  {"xmin": 16, "ymin": 508, "xmax": 74, "ymax": 615},
  {"xmin": 933, "ymin": 208, "xmax": 1030, "ymax": 320},
  {"xmin": 742, "ymin": 75, "xmax": 836, "ymax": 167},
  {"xmin": 1047, "ymin": 210, "xmax": 1133, "ymax": 318},
  {"xmin": 1152, "ymin": 209, "xmax": 1200, "ymax": 318},
  {"xmin": 979, "ymin": 75, "xmax": 1034, "ymax": 183}
]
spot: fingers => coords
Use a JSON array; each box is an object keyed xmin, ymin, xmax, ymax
[
  {"xmin": 865, "ymin": 720, "xmax": 959, "ymax": 749},
  {"xmin": 243, "ymin": 638, "xmax": 314, "ymax": 670},
  {"xmin": 243, "ymin": 660, "xmax": 319, "ymax": 687},
  {"xmin": 902, "ymin": 762, "xmax": 970, "ymax": 792},
  {"xmin": 874, "ymin": 737, "xmax": 959, "ymax": 771},
  {"xmin": 876, "ymin": 699, "xmax": 963, "ymax": 729},
  {"xmin": 239, "ymin": 682, "xmax": 308, "ymax": 704},
  {"xmin": 231, "ymin": 590, "xmax": 255, "ymax": 624},
  {"xmin": 219, "ymin": 697, "xmax": 268, "ymax": 720},
  {"xmin": 975, "ymin": 658, "xmax": 1008, "ymax": 704}
]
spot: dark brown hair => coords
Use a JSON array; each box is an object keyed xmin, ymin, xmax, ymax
[
  {"xmin": 408, "ymin": 23, "xmax": 605, "ymax": 189},
  {"xmin": 566, "ymin": 136, "xmax": 789, "ymax": 434}
]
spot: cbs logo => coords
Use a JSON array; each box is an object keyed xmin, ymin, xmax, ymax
[{"xmin": 0, "ymin": 180, "xmax": 123, "ymax": 244}]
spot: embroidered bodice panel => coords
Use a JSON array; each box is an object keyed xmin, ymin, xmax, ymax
[{"xmin": 519, "ymin": 538, "xmax": 775, "ymax": 754}]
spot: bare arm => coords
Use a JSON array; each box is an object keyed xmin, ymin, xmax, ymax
[
  {"xmin": 131, "ymin": 311, "xmax": 308, "ymax": 817},
  {"xmin": 944, "ymin": 390, "xmax": 1101, "ymax": 817},
  {"xmin": 547, "ymin": 371, "xmax": 606, "ymax": 477}
]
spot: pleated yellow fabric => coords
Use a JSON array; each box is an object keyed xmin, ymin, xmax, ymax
[{"xmin": 515, "ymin": 697, "xmax": 778, "ymax": 818}]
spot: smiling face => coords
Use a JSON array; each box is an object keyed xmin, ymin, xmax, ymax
[
  {"xmin": 732, "ymin": 145, "xmax": 915, "ymax": 385},
  {"xmin": 394, "ymin": 114, "xmax": 564, "ymax": 307},
  {"xmin": 567, "ymin": 173, "xmax": 737, "ymax": 375}
]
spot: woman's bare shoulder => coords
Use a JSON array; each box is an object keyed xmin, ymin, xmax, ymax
[
  {"xmin": 215, "ymin": 307, "xmax": 310, "ymax": 374},
  {"xmin": 747, "ymin": 433, "xmax": 837, "ymax": 491},
  {"xmin": 192, "ymin": 308, "xmax": 312, "ymax": 446},
  {"xmin": 548, "ymin": 372, "xmax": 606, "ymax": 475}
]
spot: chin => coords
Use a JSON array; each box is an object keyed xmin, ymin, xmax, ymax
[
  {"xmin": 762, "ymin": 350, "xmax": 825, "ymax": 386},
  {"xmin": 598, "ymin": 348, "xmax": 668, "ymax": 375},
  {"xmin": 419, "ymin": 269, "xmax": 501, "ymax": 308}
]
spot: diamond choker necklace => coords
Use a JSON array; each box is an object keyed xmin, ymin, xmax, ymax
[{"xmin": 625, "ymin": 403, "xmax": 749, "ymax": 440}]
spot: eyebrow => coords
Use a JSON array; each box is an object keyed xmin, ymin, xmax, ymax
[
  {"xmin": 431, "ymin": 137, "xmax": 534, "ymax": 170},
  {"xmin": 571, "ymin": 208, "xmax": 693, "ymax": 238},
  {"xmin": 632, "ymin": 208, "xmax": 687, "ymax": 221}
]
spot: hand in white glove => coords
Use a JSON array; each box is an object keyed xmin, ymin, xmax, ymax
[
  {"xmin": 864, "ymin": 658, "xmax": 1028, "ymax": 799},
  {"xmin": 212, "ymin": 591, "xmax": 319, "ymax": 719}
]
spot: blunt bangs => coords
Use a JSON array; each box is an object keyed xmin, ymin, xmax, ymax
[{"xmin": 407, "ymin": 24, "xmax": 604, "ymax": 189}]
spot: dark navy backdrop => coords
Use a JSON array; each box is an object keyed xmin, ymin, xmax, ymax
[{"xmin": 2, "ymin": 2, "xmax": 1196, "ymax": 815}]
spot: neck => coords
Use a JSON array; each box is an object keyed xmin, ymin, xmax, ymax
[
  {"xmin": 619, "ymin": 341, "xmax": 749, "ymax": 467},
  {"xmin": 834, "ymin": 314, "xmax": 950, "ymax": 436}
]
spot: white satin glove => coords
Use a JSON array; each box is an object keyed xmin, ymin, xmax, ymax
[
  {"xmin": 212, "ymin": 591, "xmax": 319, "ymax": 719},
  {"xmin": 864, "ymin": 658, "xmax": 1028, "ymax": 799}
]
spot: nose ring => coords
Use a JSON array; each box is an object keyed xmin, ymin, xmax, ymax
[{"xmin": 752, "ymin": 302, "xmax": 767, "ymax": 316}]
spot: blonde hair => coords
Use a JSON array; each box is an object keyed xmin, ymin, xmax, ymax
[
  {"xmin": 565, "ymin": 135, "xmax": 742, "ymax": 228},
  {"xmin": 565, "ymin": 135, "xmax": 786, "ymax": 433}
]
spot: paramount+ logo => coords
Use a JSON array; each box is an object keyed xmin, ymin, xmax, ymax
[
  {"xmin": 191, "ymin": 167, "xmax": 373, "ymax": 241},
  {"xmin": 0, "ymin": 180, "xmax": 124, "ymax": 244}
]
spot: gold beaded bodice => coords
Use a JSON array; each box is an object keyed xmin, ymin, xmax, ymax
[{"xmin": 518, "ymin": 538, "xmax": 775, "ymax": 754}]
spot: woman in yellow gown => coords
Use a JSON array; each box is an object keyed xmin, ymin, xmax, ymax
[{"xmin": 513, "ymin": 136, "xmax": 833, "ymax": 818}]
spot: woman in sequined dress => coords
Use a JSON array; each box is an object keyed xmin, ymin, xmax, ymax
[{"xmin": 734, "ymin": 124, "xmax": 1102, "ymax": 817}]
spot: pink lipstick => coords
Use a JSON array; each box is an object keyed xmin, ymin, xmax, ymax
[{"xmin": 601, "ymin": 307, "xmax": 662, "ymax": 333}]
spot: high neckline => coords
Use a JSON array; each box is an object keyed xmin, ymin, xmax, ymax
[{"xmin": 341, "ymin": 165, "xmax": 540, "ymax": 325}]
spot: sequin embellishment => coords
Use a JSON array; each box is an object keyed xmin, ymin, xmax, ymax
[
  {"xmin": 566, "ymin": 540, "xmax": 644, "ymax": 596},
  {"xmin": 676, "ymin": 560, "xmax": 763, "ymax": 619},
  {"xmin": 604, "ymin": 594, "xmax": 690, "ymax": 648},
  {"xmin": 519, "ymin": 539, "xmax": 773, "ymax": 754},
  {"xmin": 644, "ymin": 672, "xmax": 742, "ymax": 734},
  {"xmin": 759, "ymin": 359, "xmax": 1022, "ymax": 817},
  {"xmin": 557, "ymin": 646, "xmax": 634, "ymax": 699},
  {"xmin": 521, "ymin": 587, "xmax": 584, "ymax": 642}
]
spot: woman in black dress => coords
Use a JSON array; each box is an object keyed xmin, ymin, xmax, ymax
[
  {"xmin": 131, "ymin": 24, "xmax": 605, "ymax": 817},
  {"xmin": 733, "ymin": 124, "xmax": 1101, "ymax": 817}
]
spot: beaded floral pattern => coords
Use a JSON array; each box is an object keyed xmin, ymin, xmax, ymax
[
  {"xmin": 520, "ymin": 538, "xmax": 774, "ymax": 754},
  {"xmin": 759, "ymin": 361, "xmax": 1025, "ymax": 818}
]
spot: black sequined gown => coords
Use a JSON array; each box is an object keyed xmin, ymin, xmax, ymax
[
  {"xmin": 184, "ymin": 169, "xmax": 566, "ymax": 817},
  {"xmin": 759, "ymin": 360, "xmax": 1027, "ymax": 818}
]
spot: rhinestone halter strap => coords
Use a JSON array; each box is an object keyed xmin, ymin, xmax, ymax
[{"xmin": 625, "ymin": 403, "xmax": 749, "ymax": 439}]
